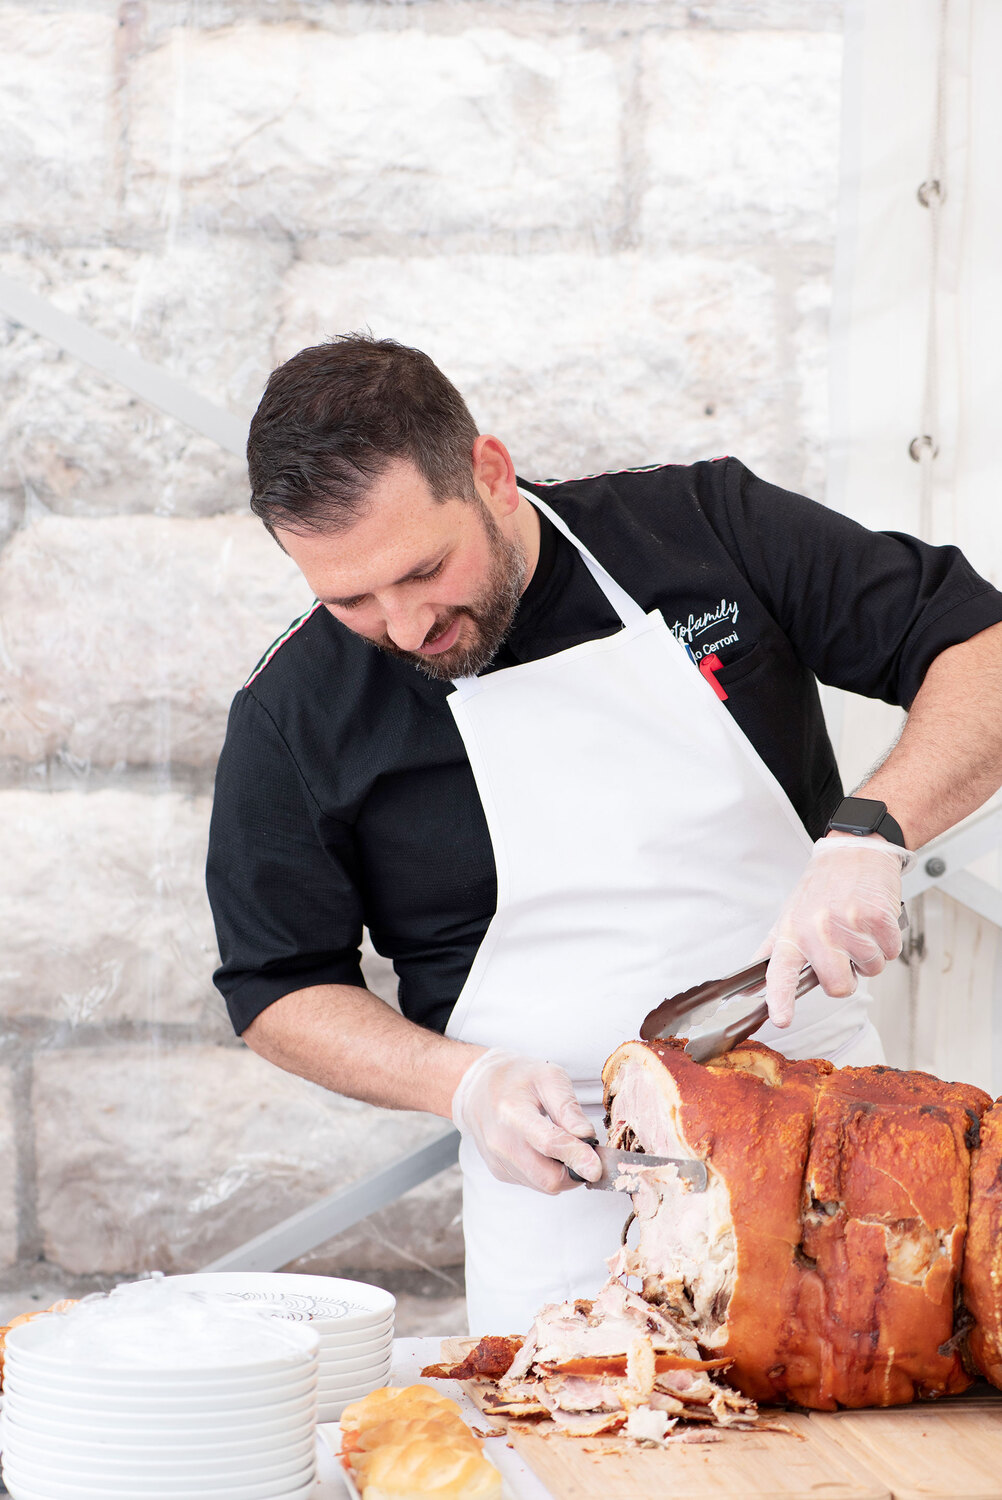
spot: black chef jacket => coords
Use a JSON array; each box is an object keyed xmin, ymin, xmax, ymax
[{"xmin": 207, "ymin": 457, "xmax": 1002, "ymax": 1038}]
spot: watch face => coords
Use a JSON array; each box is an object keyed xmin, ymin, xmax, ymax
[{"xmin": 830, "ymin": 796, "xmax": 886, "ymax": 834}]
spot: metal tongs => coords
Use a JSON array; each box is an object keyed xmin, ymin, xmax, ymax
[
  {"xmin": 640, "ymin": 957, "xmax": 818, "ymax": 1062},
  {"xmin": 640, "ymin": 908, "xmax": 908, "ymax": 1064}
]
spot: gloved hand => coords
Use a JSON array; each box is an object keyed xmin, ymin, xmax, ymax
[
  {"xmin": 760, "ymin": 835, "xmax": 910, "ymax": 1028},
  {"xmin": 450, "ymin": 1048, "xmax": 602, "ymax": 1195}
]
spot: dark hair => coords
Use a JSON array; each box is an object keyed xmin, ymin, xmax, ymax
[{"xmin": 246, "ymin": 334, "xmax": 479, "ymax": 535}]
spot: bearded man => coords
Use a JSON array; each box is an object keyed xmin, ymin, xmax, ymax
[{"xmin": 206, "ymin": 335, "xmax": 1002, "ymax": 1334}]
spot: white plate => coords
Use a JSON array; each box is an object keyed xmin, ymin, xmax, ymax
[
  {"xmin": 317, "ymin": 1397, "xmax": 364, "ymax": 1423},
  {"xmin": 0, "ymin": 1456, "xmax": 316, "ymax": 1500},
  {"xmin": 3, "ymin": 1312, "xmax": 318, "ymax": 1379},
  {"xmin": 318, "ymin": 1345, "xmax": 394, "ymax": 1375},
  {"xmin": 0, "ymin": 1410, "xmax": 313, "ymax": 1462},
  {"xmin": 1, "ymin": 1421, "xmax": 315, "ymax": 1467},
  {"xmin": 316, "ymin": 1374, "xmax": 390, "ymax": 1392},
  {"xmin": 320, "ymin": 1346, "xmax": 393, "ymax": 1371},
  {"xmin": 1, "ymin": 1386, "xmax": 315, "ymax": 1434},
  {"xmin": 317, "ymin": 1326, "xmax": 393, "ymax": 1356},
  {"xmin": 320, "ymin": 1324, "xmax": 392, "ymax": 1343},
  {"xmin": 321, "ymin": 1374, "xmax": 396, "ymax": 1392},
  {"xmin": 298, "ymin": 1310, "xmax": 393, "ymax": 1334},
  {"xmin": 0, "ymin": 1481, "xmax": 313, "ymax": 1500},
  {"xmin": 1, "ymin": 1432, "xmax": 314, "ymax": 1476},
  {"xmin": 2, "ymin": 1356, "xmax": 317, "ymax": 1398},
  {"xmin": 317, "ymin": 1380, "xmax": 391, "ymax": 1423},
  {"xmin": 3, "ymin": 1367, "xmax": 320, "ymax": 1400},
  {"xmin": 2, "ymin": 1373, "xmax": 317, "ymax": 1414},
  {"xmin": 136, "ymin": 1273, "xmax": 395, "ymax": 1331},
  {"xmin": 1, "ymin": 1438, "xmax": 314, "ymax": 1485},
  {"xmin": 1, "ymin": 1368, "xmax": 315, "ymax": 1398},
  {"xmin": 1, "ymin": 1400, "xmax": 316, "ymax": 1442},
  {"xmin": 0, "ymin": 1419, "xmax": 316, "ymax": 1452}
]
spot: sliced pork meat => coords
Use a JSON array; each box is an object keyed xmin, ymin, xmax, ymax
[
  {"xmin": 603, "ymin": 1037, "xmax": 993, "ymax": 1409},
  {"xmin": 492, "ymin": 1274, "xmax": 757, "ymax": 1434}
]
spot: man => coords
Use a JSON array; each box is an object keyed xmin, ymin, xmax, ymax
[{"xmin": 207, "ymin": 335, "xmax": 1002, "ymax": 1334}]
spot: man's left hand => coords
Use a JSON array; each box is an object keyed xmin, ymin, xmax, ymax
[{"xmin": 762, "ymin": 836, "xmax": 909, "ymax": 1027}]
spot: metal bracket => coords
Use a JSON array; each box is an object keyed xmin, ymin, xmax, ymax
[{"xmin": 902, "ymin": 806, "xmax": 1002, "ymax": 929}]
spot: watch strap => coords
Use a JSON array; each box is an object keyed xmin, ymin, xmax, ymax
[{"xmin": 873, "ymin": 809, "xmax": 906, "ymax": 848}]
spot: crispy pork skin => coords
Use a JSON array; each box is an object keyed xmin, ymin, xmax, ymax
[
  {"xmin": 797, "ymin": 1062, "xmax": 988, "ymax": 1406},
  {"xmin": 963, "ymin": 1095, "xmax": 1002, "ymax": 1384},
  {"xmin": 602, "ymin": 1039, "xmax": 992, "ymax": 1409}
]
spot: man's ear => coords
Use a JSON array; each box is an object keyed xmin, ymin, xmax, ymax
[{"xmin": 472, "ymin": 435, "xmax": 520, "ymax": 518}]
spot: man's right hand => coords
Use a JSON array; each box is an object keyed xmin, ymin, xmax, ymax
[{"xmin": 450, "ymin": 1049, "xmax": 603, "ymax": 1194}]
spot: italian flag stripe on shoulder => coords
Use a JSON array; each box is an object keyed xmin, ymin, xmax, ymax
[{"xmin": 244, "ymin": 600, "xmax": 323, "ymax": 688}]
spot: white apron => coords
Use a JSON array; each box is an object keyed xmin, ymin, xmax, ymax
[{"xmin": 446, "ymin": 495, "xmax": 883, "ymax": 1335}]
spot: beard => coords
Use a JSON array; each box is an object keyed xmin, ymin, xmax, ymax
[{"xmin": 373, "ymin": 503, "xmax": 528, "ymax": 681}]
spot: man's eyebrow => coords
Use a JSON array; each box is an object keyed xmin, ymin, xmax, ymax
[{"xmin": 322, "ymin": 552, "xmax": 446, "ymax": 608}]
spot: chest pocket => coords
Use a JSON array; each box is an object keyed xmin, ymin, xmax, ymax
[{"xmin": 712, "ymin": 640, "xmax": 763, "ymax": 688}]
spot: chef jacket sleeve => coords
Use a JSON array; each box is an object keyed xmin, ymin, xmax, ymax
[
  {"xmin": 712, "ymin": 459, "xmax": 1002, "ymax": 707},
  {"xmin": 207, "ymin": 687, "xmax": 367, "ymax": 1035}
]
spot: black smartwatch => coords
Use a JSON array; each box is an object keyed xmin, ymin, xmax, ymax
[{"xmin": 826, "ymin": 796, "xmax": 907, "ymax": 849}]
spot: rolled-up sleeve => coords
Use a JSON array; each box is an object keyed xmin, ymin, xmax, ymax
[
  {"xmin": 207, "ymin": 688, "xmax": 366, "ymax": 1035},
  {"xmin": 716, "ymin": 460, "xmax": 1002, "ymax": 707}
]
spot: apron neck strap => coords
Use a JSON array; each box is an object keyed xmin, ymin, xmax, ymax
[
  {"xmin": 523, "ymin": 490, "xmax": 647, "ymax": 628},
  {"xmin": 450, "ymin": 488, "xmax": 649, "ymax": 694}
]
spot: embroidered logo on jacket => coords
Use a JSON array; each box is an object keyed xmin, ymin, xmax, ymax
[{"xmin": 669, "ymin": 599, "xmax": 740, "ymax": 662}]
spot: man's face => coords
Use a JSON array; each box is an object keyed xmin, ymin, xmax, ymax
[{"xmin": 274, "ymin": 459, "xmax": 528, "ymax": 681}]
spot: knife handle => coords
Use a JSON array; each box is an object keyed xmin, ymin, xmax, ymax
[{"xmin": 566, "ymin": 1137, "xmax": 599, "ymax": 1184}]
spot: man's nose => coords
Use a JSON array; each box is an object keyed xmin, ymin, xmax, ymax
[{"xmin": 382, "ymin": 599, "xmax": 436, "ymax": 652}]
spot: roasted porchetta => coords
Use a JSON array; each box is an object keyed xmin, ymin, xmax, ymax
[
  {"xmin": 428, "ymin": 1039, "xmax": 1002, "ymax": 1427},
  {"xmin": 603, "ymin": 1038, "xmax": 999, "ymax": 1410}
]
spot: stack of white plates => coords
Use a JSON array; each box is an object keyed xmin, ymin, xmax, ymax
[
  {"xmin": 0, "ymin": 1287, "xmax": 319, "ymax": 1500},
  {"xmin": 137, "ymin": 1272, "xmax": 396, "ymax": 1423}
]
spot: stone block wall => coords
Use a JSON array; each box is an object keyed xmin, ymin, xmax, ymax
[{"xmin": 0, "ymin": 0, "xmax": 843, "ymax": 1329}]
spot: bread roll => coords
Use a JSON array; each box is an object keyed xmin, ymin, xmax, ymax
[
  {"xmin": 340, "ymin": 1385, "xmax": 462, "ymax": 1439},
  {"xmin": 359, "ymin": 1439, "xmax": 502, "ymax": 1500},
  {"xmin": 350, "ymin": 1415, "xmax": 478, "ymax": 1456}
]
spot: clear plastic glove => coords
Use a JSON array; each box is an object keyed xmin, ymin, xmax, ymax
[
  {"xmin": 450, "ymin": 1048, "xmax": 602, "ymax": 1195},
  {"xmin": 760, "ymin": 835, "xmax": 910, "ymax": 1028}
]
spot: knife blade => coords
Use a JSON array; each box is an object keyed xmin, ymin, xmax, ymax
[{"xmin": 568, "ymin": 1143, "xmax": 707, "ymax": 1193}]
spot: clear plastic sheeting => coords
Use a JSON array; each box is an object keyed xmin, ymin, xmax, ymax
[
  {"xmin": 0, "ymin": 0, "xmax": 846, "ymax": 1313},
  {"xmin": 826, "ymin": 0, "xmax": 1002, "ymax": 1090},
  {"xmin": 6, "ymin": 1282, "xmax": 319, "ymax": 1373}
]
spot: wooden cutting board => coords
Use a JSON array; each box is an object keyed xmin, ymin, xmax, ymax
[
  {"xmin": 435, "ymin": 1341, "xmax": 1002, "ymax": 1500},
  {"xmin": 509, "ymin": 1415, "xmax": 888, "ymax": 1499},
  {"xmin": 819, "ymin": 1398, "xmax": 1002, "ymax": 1500}
]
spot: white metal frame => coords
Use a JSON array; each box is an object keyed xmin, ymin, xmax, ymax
[
  {"xmin": 902, "ymin": 805, "xmax": 1002, "ymax": 928},
  {"xmin": 200, "ymin": 1129, "xmax": 461, "ymax": 1274}
]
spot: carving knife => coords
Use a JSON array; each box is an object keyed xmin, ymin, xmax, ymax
[{"xmin": 568, "ymin": 1142, "xmax": 707, "ymax": 1193}]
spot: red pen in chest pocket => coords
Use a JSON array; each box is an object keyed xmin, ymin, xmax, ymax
[{"xmin": 699, "ymin": 652, "xmax": 728, "ymax": 701}]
